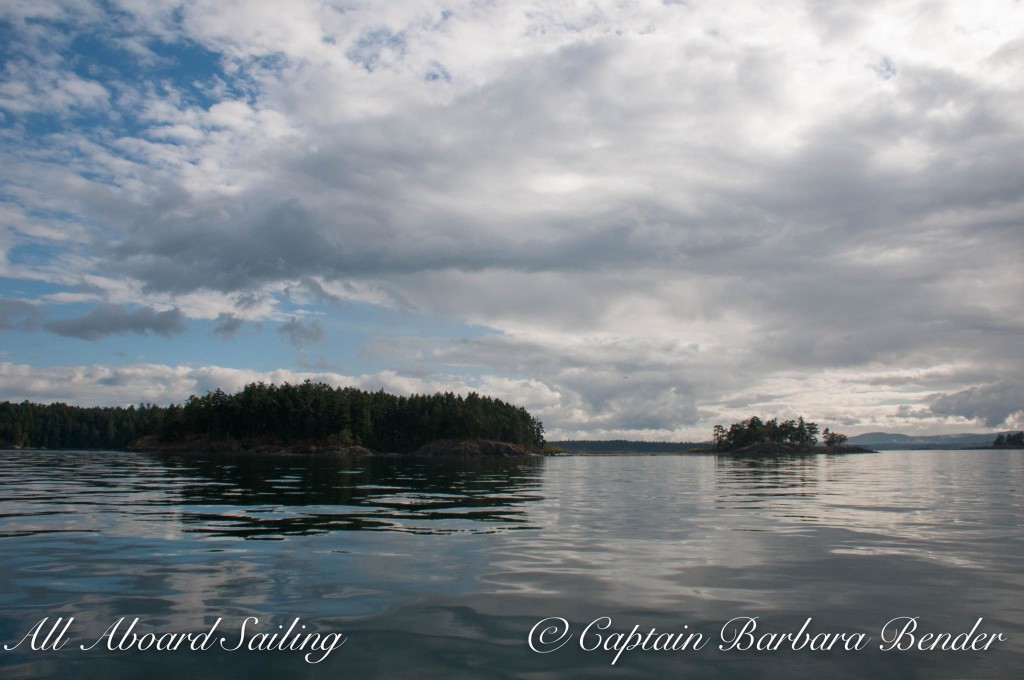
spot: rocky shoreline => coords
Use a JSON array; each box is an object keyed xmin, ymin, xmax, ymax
[
  {"xmin": 126, "ymin": 434, "xmax": 374, "ymax": 456},
  {"xmin": 410, "ymin": 439, "xmax": 538, "ymax": 458}
]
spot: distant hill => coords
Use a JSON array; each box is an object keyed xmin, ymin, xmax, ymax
[
  {"xmin": 554, "ymin": 432, "xmax": 1016, "ymax": 453},
  {"xmin": 847, "ymin": 432, "xmax": 1003, "ymax": 449}
]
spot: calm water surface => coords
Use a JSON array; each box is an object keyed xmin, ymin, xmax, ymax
[{"xmin": 0, "ymin": 449, "xmax": 1021, "ymax": 679}]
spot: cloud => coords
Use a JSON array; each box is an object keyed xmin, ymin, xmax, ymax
[
  {"xmin": 0, "ymin": 361, "xmax": 562, "ymax": 413},
  {"xmin": 45, "ymin": 304, "xmax": 187, "ymax": 340},
  {"xmin": 0, "ymin": 298, "xmax": 40, "ymax": 330},
  {"xmin": 211, "ymin": 312, "xmax": 244, "ymax": 338},
  {"xmin": 0, "ymin": 1, "xmax": 1022, "ymax": 437},
  {"xmin": 0, "ymin": 1, "xmax": 110, "ymax": 117},
  {"xmin": 0, "ymin": 361, "xmax": 314, "ymax": 406},
  {"xmin": 930, "ymin": 382, "xmax": 1024, "ymax": 428},
  {"xmin": 277, "ymin": 316, "xmax": 324, "ymax": 350}
]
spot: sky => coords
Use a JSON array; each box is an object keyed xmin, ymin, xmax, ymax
[{"xmin": 1, "ymin": 0, "xmax": 1022, "ymax": 441}]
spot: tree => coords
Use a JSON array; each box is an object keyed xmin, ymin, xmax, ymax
[
  {"xmin": 713, "ymin": 425, "xmax": 726, "ymax": 451},
  {"xmin": 823, "ymin": 428, "xmax": 848, "ymax": 449},
  {"xmin": 711, "ymin": 415, "xmax": 828, "ymax": 451}
]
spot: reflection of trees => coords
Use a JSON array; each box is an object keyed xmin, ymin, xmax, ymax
[
  {"xmin": 713, "ymin": 454, "xmax": 822, "ymax": 511},
  {"xmin": 150, "ymin": 452, "xmax": 546, "ymax": 538}
]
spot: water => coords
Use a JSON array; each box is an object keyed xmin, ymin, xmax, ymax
[{"xmin": 0, "ymin": 449, "xmax": 1021, "ymax": 678}]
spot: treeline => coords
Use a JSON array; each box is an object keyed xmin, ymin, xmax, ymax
[
  {"xmin": 712, "ymin": 416, "xmax": 825, "ymax": 451},
  {"xmin": 161, "ymin": 381, "xmax": 545, "ymax": 453},
  {"xmin": 993, "ymin": 432, "xmax": 1023, "ymax": 447},
  {"xmin": 0, "ymin": 381, "xmax": 546, "ymax": 453},
  {"xmin": 0, "ymin": 401, "xmax": 165, "ymax": 450}
]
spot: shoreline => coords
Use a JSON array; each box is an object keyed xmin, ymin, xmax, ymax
[{"xmin": 125, "ymin": 435, "xmax": 542, "ymax": 459}]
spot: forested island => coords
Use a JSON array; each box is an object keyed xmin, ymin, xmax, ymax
[
  {"xmin": 0, "ymin": 381, "xmax": 546, "ymax": 456},
  {"xmin": 705, "ymin": 416, "xmax": 872, "ymax": 454},
  {"xmin": 542, "ymin": 418, "xmax": 872, "ymax": 455}
]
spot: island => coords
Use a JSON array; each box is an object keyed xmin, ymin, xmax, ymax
[
  {"xmin": 694, "ymin": 416, "xmax": 875, "ymax": 454},
  {"xmin": 0, "ymin": 381, "xmax": 546, "ymax": 458}
]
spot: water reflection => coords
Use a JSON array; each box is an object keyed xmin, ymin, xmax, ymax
[
  {"xmin": 0, "ymin": 450, "xmax": 546, "ymax": 540},
  {"xmin": 712, "ymin": 450, "xmax": 1024, "ymax": 572},
  {"xmin": 0, "ymin": 449, "xmax": 1021, "ymax": 679},
  {"xmin": 714, "ymin": 454, "xmax": 823, "ymax": 510}
]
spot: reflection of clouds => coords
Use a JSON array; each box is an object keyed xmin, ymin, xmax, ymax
[
  {"xmin": 490, "ymin": 452, "xmax": 1024, "ymax": 618},
  {"xmin": 814, "ymin": 452, "xmax": 1024, "ymax": 573},
  {"xmin": 713, "ymin": 451, "xmax": 1024, "ymax": 572},
  {"xmin": 2, "ymin": 447, "xmax": 1022, "ymax": 672},
  {"xmin": 828, "ymin": 546, "xmax": 984, "ymax": 570},
  {"xmin": 490, "ymin": 456, "xmax": 775, "ymax": 610},
  {"xmin": 51, "ymin": 555, "xmax": 277, "ymax": 636}
]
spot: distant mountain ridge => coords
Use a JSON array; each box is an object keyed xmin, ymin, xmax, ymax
[
  {"xmin": 846, "ymin": 432, "xmax": 1002, "ymax": 448},
  {"xmin": 553, "ymin": 432, "xmax": 1013, "ymax": 452}
]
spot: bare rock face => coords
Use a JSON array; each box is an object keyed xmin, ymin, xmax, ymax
[{"xmin": 411, "ymin": 440, "xmax": 537, "ymax": 458}]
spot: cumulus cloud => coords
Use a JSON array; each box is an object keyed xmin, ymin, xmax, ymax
[
  {"xmin": 45, "ymin": 305, "xmax": 187, "ymax": 340},
  {"xmin": 0, "ymin": 361, "xmax": 562, "ymax": 414},
  {"xmin": 0, "ymin": 361, "xmax": 333, "ymax": 406},
  {"xmin": 930, "ymin": 382, "xmax": 1024, "ymax": 428}
]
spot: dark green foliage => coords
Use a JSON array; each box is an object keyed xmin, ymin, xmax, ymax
[
  {"xmin": 172, "ymin": 381, "xmax": 545, "ymax": 452},
  {"xmin": 822, "ymin": 428, "xmax": 849, "ymax": 448},
  {"xmin": 995, "ymin": 432, "xmax": 1023, "ymax": 447},
  {"xmin": 0, "ymin": 381, "xmax": 546, "ymax": 453},
  {"xmin": 0, "ymin": 401, "xmax": 164, "ymax": 450},
  {"xmin": 712, "ymin": 416, "xmax": 822, "ymax": 451}
]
